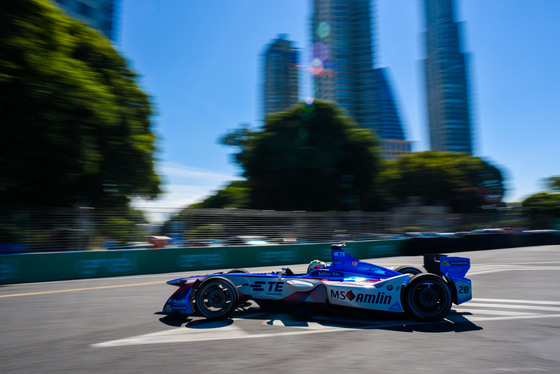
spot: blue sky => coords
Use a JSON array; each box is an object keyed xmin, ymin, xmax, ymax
[{"xmin": 119, "ymin": 0, "xmax": 560, "ymax": 219}]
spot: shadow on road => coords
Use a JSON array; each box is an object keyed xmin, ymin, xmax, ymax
[{"xmin": 156, "ymin": 303, "xmax": 483, "ymax": 333}]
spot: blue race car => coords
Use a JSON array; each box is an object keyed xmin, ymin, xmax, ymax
[{"xmin": 163, "ymin": 244, "xmax": 472, "ymax": 321}]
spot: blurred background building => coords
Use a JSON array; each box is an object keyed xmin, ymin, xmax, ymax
[
  {"xmin": 311, "ymin": 0, "xmax": 411, "ymax": 159},
  {"xmin": 373, "ymin": 68, "xmax": 411, "ymax": 160},
  {"xmin": 54, "ymin": 0, "xmax": 119, "ymax": 42},
  {"xmin": 263, "ymin": 35, "xmax": 300, "ymax": 118},
  {"xmin": 423, "ymin": 0, "xmax": 473, "ymax": 154}
]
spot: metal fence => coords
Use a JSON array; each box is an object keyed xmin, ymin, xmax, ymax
[
  {"xmin": 0, "ymin": 206, "xmax": 520, "ymax": 253},
  {"xmin": 0, "ymin": 207, "xmax": 149, "ymax": 253},
  {"xmin": 168, "ymin": 209, "xmax": 392, "ymax": 245}
]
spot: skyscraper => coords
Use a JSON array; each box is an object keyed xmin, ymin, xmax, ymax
[
  {"xmin": 423, "ymin": 0, "xmax": 473, "ymax": 154},
  {"xmin": 311, "ymin": 0, "xmax": 410, "ymax": 159},
  {"xmin": 54, "ymin": 0, "xmax": 119, "ymax": 41},
  {"xmin": 373, "ymin": 68, "xmax": 411, "ymax": 159},
  {"xmin": 263, "ymin": 35, "xmax": 300, "ymax": 118}
]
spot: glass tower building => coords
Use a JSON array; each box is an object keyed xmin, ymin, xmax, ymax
[
  {"xmin": 423, "ymin": 0, "xmax": 473, "ymax": 154},
  {"xmin": 263, "ymin": 35, "xmax": 300, "ymax": 118},
  {"xmin": 311, "ymin": 0, "xmax": 410, "ymax": 159},
  {"xmin": 54, "ymin": 0, "xmax": 119, "ymax": 41},
  {"xmin": 373, "ymin": 68, "xmax": 412, "ymax": 159}
]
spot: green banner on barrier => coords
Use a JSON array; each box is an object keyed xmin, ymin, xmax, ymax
[{"xmin": 0, "ymin": 240, "xmax": 405, "ymax": 285}]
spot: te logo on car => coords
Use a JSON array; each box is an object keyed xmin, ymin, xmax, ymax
[
  {"xmin": 330, "ymin": 289, "xmax": 392, "ymax": 305},
  {"xmin": 250, "ymin": 281, "xmax": 284, "ymax": 293}
]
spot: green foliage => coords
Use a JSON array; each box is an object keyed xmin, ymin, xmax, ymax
[
  {"xmin": 93, "ymin": 207, "xmax": 149, "ymax": 246},
  {"xmin": 190, "ymin": 180, "xmax": 250, "ymax": 209},
  {"xmin": 520, "ymin": 175, "xmax": 560, "ymax": 228},
  {"xmin": 97, "ymin": 217, "xmax": 143, "ymax": 245},
  {"xmin": 545, "ymin": 176, "xmax": 560, "ymax": 192},
  {"xmin": 223, "ymin": 100, "xmax": 381, "ymax": 211},
  {"xmin": 0, "ymin": 0, "xmax": 160, "ymax": 208},
  {"xmin": 185, "ymin": 224, "xmax": 224, "ymax": 239},
  {"xmin": 0, "ymin": 207, "xmax": 149, "ymax": 251},
  {"xmin": 379, "ymin": 151, "xmax": 505, "ymax": 213},
  {"xmin": 219, "ymin": 124, "xmax": 257, "ymax": 148},
  {"xmin": 522, "ymin": 193, "xmax": 560, "ymax": 215},
  {"xmin": 522, "ymin": 192, "xmax": 560, "ymax": 228}
]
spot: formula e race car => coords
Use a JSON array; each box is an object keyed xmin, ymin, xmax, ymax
[{"xmin": 162, "ymin": 244, "xmax": 472, "ymax": 321}]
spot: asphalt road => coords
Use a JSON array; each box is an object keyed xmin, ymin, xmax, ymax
[{"xmin": 1, "ymin": 245, "xmax": 560, "ymax": 374}]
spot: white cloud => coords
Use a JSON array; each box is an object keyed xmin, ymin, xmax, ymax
[
  {"xmin": 131, "ymin": 161, "xmax": 244, "ymax": 223},
  {"xmin": 161, "ymin": 162, "xmax": 241, "ymax": 185}
]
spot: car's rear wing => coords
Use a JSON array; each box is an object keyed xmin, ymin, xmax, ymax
[{"xmin": 424, "ymin": 254, "xmax": 470, "ymax": 277}]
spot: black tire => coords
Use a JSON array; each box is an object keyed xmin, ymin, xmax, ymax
[
  {"xmin": 402, "ymin": 273, "xmax": 452, "ymax": 321},
  {"xmin": 227, "ymin": 269, "xmax": 249, "ymax": 273},
  {"xmin": 395, "ymin": 265, "xmax": 426, "ymax": 275},
  {"xmin": 194, "ymin": 277, "xmax": 239, "ymax": 320}
]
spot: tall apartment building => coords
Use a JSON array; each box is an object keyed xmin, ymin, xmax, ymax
[
  {"xmin": 54, "ymin": 0, "xmax": 119, "ymax": 41},
  {"xmin": 311, "ymin": 0, "xmax": 410, "ymax": 159},
  {"xmin": 373, "ymin": 68, "xmax": 411, "ymax": 159},
  {"xmin": 423, "ymin": 0, "xmax": 473, "ymax": 154},
  {"xmin": 263, "ymin": 35, "xmax": 300, "ymax": 118}
]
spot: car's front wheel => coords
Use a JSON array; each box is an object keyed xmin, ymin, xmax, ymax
[
  {"xmin": 402, "ymin": 273, "xmax": 452, "ymax": 321},
  {"xmin": 194, "ymin": 277, "xmax": 239, "ymax": 320}
]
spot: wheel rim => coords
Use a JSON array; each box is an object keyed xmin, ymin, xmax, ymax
[
  {"xmin": 197, "ymin": 281, "xmax": 236, "ymax": 318},
  {"xmin": 411, "ymin": 281, "xmax": 448, "ymax": 316},
  {"xmin": 207, "ymin": 288, "xmax": 227, "ymax": 308}
]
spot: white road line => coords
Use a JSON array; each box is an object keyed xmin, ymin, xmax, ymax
[
  {"xmin": 472, "ymin": 298, "xmax": 560, "ymax": 306},
  {"xmin": 92, "ymin": 323, "xmax": 378, "ymax": 348},
  {"xmin": 464, "ymin": 302, "xmax": 560, "ymax": 313},
  {"xmin": 453, "ymin": 309, "xmax": 535, "ymax": 316},
  {"xmin": 467, "ymin": 313, "xmax": 560, "ymax": 323},
  {"xmin": 93, "ymin": 311, "xmax": 560, "ymax": 348},
  {"xmin": 266, "ymin": 320, "xmax": 360, "ymax": 330},
  {"xmin": 469, "ymin": 265, "xmax": 560, "ymax": 275},
  {"xmin": 91, "ymin": 297, "xmax": 560, "ymax": 348},
  {"xmin": 92, "ymin": 324, "xmax": 251, "ymax": 347}
]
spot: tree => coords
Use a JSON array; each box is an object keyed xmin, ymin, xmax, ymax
[
  {"xmin": 222, "ymin": 100, "xmax": 381, "ymax": 211},
  {"xmin": 545, "ymin": 176, "xmax": 560, "ymax": 192},
  {"xmin": 379, "ymin": 151, "xmax": 505, "ymax": 213},
  {"xmin": 0, "ymin": 0, "xmax": 160, "ymax": 208},
  {"xmin": 522, "ymin": 192, "xmax": 560, "ymax": 228},
  {"xmin": 190, "ymin": 180, "xmax": 250, "ymax": 209},
  {"xmin": 522, "ymin": 175, "xmax": 560, "ymax": 228}
]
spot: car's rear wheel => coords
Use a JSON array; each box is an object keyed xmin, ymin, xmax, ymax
[
  {"xmin": 402, "ymin": 273, "xmax": 452, "ymax": 321},
  {"xmin": 195, "ymin": 277, "xmax": 239, "ymax": 320},
  {"xmin": 395, "ymin": 265, "xmax": 426, "ymax": 275}
]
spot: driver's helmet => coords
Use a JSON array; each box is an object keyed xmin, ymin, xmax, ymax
[{"xmin": 307, "ymin": 260, "xmax": 327, "ymax": 274}]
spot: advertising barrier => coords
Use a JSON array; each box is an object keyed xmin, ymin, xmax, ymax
[
  {"xmin": 0, "ymin": 240, "xmax": 404, "ymax": 285},
  {"xmin": 3, "ymin": 232, "xmax": 558, "ymax": 285},
  {"xmin": 401, "ymin": 231, "xmax": 560, "ymax": 255}
]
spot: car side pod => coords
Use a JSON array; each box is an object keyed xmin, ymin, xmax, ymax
[{"xmin": 285, "ymin": 279, "xmax": 317, "ymax": 291}]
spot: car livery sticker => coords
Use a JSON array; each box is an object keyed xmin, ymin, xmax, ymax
[{"xmin": 324, "ymin": 275, "xmax": 407, "ymax": 312}]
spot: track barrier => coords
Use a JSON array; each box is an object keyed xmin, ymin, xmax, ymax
[
  {"xmin": 2, "ymin": 232, "xmax": 558, "ymax": 285},
  {"xmin": 0, "ymin": 240, "xmax": 404, "ymax": 285}
]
